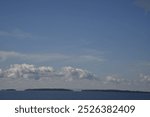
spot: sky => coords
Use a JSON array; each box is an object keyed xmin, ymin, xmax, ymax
[{"xmin": 0, "ymin": 0, "xmax": 150, "ymax": 91}]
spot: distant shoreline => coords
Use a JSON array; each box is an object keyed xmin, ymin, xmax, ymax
[{"xmin": 1, "ymin": 88, "xmax": 150, "ymax": 93}]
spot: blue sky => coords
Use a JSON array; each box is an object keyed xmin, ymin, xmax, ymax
[{"xmin": 0, "ymin": 0, "xmax": 150, "ymax": 90}]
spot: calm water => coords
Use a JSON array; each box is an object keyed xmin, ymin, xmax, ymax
[{"xmin": 0, "ymin": 90, "xmax": 150, "ymax": 100}]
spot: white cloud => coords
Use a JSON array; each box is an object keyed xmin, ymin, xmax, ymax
[
  {"xmin": 0, "ymin": 64, "xmax": 96, "ymax": 81},
  {"xmin": 0, "ymin": 64, "xmax": 100, "ymax": 90},
  {"xmin": 104, "ymin": 75, "xmax": 124, "ymax": 84},
  {"xmin": 0, "ymin": 64, "xmax": 150, "ymax": 91},
  {"xmin": 139, "ymin": 73, "xmax": 150, "ymax": 83},
  {"xmin": 61, "ymin": 66, "xmax": 96, "ymax": 81},
  {"xmin": 0, "ymin": 29, "xmax": 32, "ymax": 38},
  {"xmin": 134, "ymin": 0, "xmax": 150, "ymax": 12},
  {"xmin": 0, "ymin": 64, "xmax": 104, "ymax": 90},
  {"xmin": 1, "ymin": 64, "xmax": 54, "ymax": 79}
]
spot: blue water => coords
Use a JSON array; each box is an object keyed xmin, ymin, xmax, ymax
[{"xmin": 0, "ymin": 90, "xmax": 150, "ymax": 100}]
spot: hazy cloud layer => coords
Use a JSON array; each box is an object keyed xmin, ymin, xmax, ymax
[
  {"xmin": 0, "ymin": 64, "xmax": 150, "ymax": 91},
  {"xmin": 0, "ymin": 29, "xmax": 32, "ymax": 39},
  {"xmin": 0, "ymin": 51, "xmax": 69, "ymax": 62},
  {"xmin": 0, "ymin": 50, "xmax": 104, "ymax": 64},
  {"xmin": 135, "ymin": 0, "xmax": 150, "ymax": 12}
]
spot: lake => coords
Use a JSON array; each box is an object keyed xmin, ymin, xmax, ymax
[{"xmin": 0, "ymin": 89, "xmax": 150, "ymax": 100}]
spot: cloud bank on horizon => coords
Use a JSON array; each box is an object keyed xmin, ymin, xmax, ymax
[
  {"xmin": 0, "ymin": 64, "xmax": 95, "ymax": 81},
  {"xmin": 0, "ymin": 63, "xmax": 150, "ymax": 91}
]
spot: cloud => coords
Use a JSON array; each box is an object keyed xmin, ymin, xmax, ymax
[
  {"xmin": 0, "ymin": 64, "xmax": 150, "ymax": 91},
  {"xmin": 0, "ymin": 50, "xmax": 105, "ymax": 64},
  {"xmin": 104, "ymin": 75, "xmax": 124, "ymax": 84},
  {"xmin": 0, "ymin": 69, "xmax": 2, "ymax": 77},
  {"xmin": 2, "ymin": 64, "xmax": 54, "ymax": 79},
  {"xmin": 61, "ymin": 66, "xmax": 97, "ymax": 81},
  {"xmin": 134, "ymin": 0, "xmax": 150, "ymax": 12},
  {"xmin": 0, "ymin": 64, "xmax": 119, "ymax": 90},
  {"xmin": 0, "ymin": 51, "xmax": 70, "ymax": 62},
  {"xmin": 0, "ymin": 51, "xmax": 150, "ymax": 91},
  {"xmin": 0, "ymin": 64, "xmax": 96, "ymax": 81},
  {"xmin": 0, "ymin": 51, "xmax": 24, "ymax": 61},
  {"xmin": 0, "ymin": 29, "xmax": 32, "ymax": 38},
  {"xmin": 139, "ymin": 73, "xmax": 150, "ymax": 83}
]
